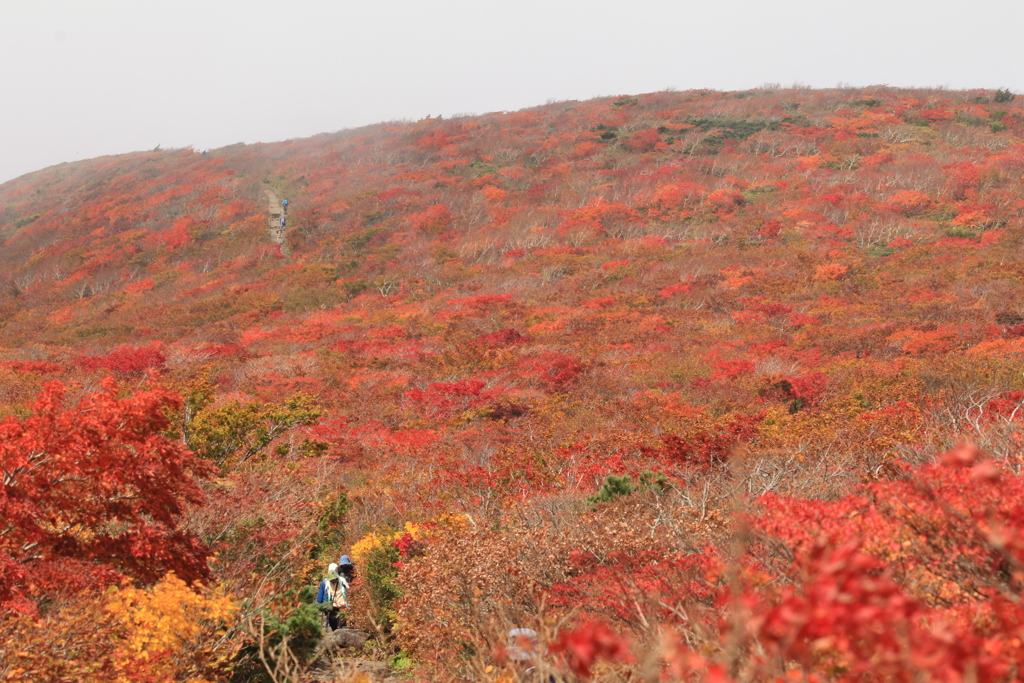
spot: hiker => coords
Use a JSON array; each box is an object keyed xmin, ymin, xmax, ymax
[
  {"xmin": 316, "ymin": 563, "xmax": 349, "ymax": 631},
  {"xmin": 507, "ymin": 628, "xmax": 554, "ymax": 681},
  {"xmin": 338, "ymin": 555, "xmax": 356, "ymax": 584},
  {"xmin": 280, "ymin": 215, "xmax": 286, "ymax": 228},
  {"xmin": 282, "ymin": 198, "xmax": 289, "ymax": 213}
]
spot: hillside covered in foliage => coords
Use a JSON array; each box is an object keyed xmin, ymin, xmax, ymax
[{"xmin": 4, "ymin": 86, "xmax": 1024, "ymax": 681}]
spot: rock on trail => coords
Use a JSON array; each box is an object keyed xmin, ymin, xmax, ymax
[{"xmin": 305, "ymin": 629, "xmax": 402, "ymax": 683}]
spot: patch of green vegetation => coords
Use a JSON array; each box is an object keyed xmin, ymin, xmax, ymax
[
  {"xmin": 741, "ymin": 186, "xmax": 776, "ymax": 202},
  {"xmin": 391, "ymin": 651, "xmax": 414, "ymax": 671},
  {"xmin": 14, "ymin": 214, "xmax": 40, "ymax": 229},
  {"xmin": 339, "ymin": 279, "xmax": 371, "ymax": 300},
  {"xmin": 464, "ymin": 160, "xmax": 499, "ymax": 178},
  {"xmin": 866, "ymin": 244, "xmax": 896, "ymax": 258},
  {"xmin": 70, "ymin": 323, "xmax": 134, "ymax": 341},
  {"xmin": 364, "ymin": 535, "xmax": 402, "ymax": 630},
  {"xmin": 955, "ymin": 112, "xmax": 987, "ymax": 127},
  {"xmin": 587, "ymin": 471, "xmax": 668, "ymax": 507},
  {"xmin": 780, "ymin": 114, "xmax": 811, "ymax": 127},
  {"xmin": 995, "ymin": 89, "xmax": 1016, "ymax": 103},
  {"xmin": 685, "ymin": 117, "xmax": 777, "ymax": 140},
  {"xmin": 944, "ymin": 226, "xmax": 979, "ymax": 240},
  {"xmin": 233, "ymin": 587, "xmax": 323, "ymax": 682},
  {"xmin": 308, "ymin": 491, "xmax": 349, "ymax": 573},
  {"xmin": 347, "ymin": 226, "xmax": 387, "ymax": 250},
  {"xmin": 279, "ymin": 285, "xmax": 342, "ymax": 312}
]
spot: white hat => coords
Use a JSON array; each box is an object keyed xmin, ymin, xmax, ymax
[{"xmin": 328, "ymin": 563, "xmax": 338, "ymax": 572}]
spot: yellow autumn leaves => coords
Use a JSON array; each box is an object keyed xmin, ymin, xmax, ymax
[
  {"xmin": 106, "ymin": 572, "xmax": 239, "ymax": 683},
  {"xmin": 349, "ymin": 513, "xmax": 472, "ymax": 562},
  {"xmin": 350, "ymin": 522, "xmax": 428, "ymax": 562},
  {"xmin": 1, "ymin": 573, "xmax": 240, "ymax": 683}
]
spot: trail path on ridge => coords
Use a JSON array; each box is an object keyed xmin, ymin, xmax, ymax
[
  {"xmin": 304, "ymin": 628, "xmax": 401, "ymax": 683},
  {"xmin": 265, "ymin": 188, "xmax": 285, "ymax": 245}
]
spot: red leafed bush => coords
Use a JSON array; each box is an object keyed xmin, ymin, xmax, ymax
[
  {"xmin": 643, "ymin": 411, "xmax": 762, "ymax": 469},
  {"xmin": 711, "ymin": 359, "xmax": 755, "ymax": 380},
  {"xmin": 549, "ymin": 620, "xmax": 634, "ymax": 679},
  {"xmin": 759, "ymin": 372, "xmax": 827, "ymax": 411},
  {"xmin": 405, "ymin": 378, "xmax": 493, "ymax": 418},
  {"xmin": 477, "ymin": 328, "xmax": 531, "ymax": 348},
  {"xmin": 621, "ymin": 129, "xmax": 663, "ymax": 153},
  {"xmin": 518, "ymin": 352, "xmax": 584, "ymax": 391},
  {"xmin": 658, "ymin": 282, "xmax": 692, "ymax": 297},
  {"xmin": 125, "ymin": 278, "xmax": 155, "ymax": 293},
  {"xmin": 0, "ymin": 380, "xmax": 213, "ymax": 613},
  {"xmin": 75, "ymin": 343, "xmax": 166, "ymax": 376},
  {"xmin": 548, "ymin": 550, "xmax": 718, "ymax": 625},
  {"xmin": 407, "ymin": 203, "xmax": 453, "ymax": 234},
  {"xmin": 888, "ymin": 189, "xmax": 935, "ymax": 216},
  {"xmin": 559, "ymin": 199, "xmax": 640, "ymax": 237},
  {"xmin": 648, "ymin": 182, "xmax": 705, "ymax": 221},
  {"xmin": 757, "ymin": 218, "xmax": 783, "ymax": 240},
  {"xmin": 3, "ymin": 361, "xmax": 62, "ymax": 374},
  {"xmin": 812, "ymin": 263, "xmax": 849, "ymax": 281},
  {"xmin": 392, "ymin": 532, "xmax": 427, "ymax": 570}
]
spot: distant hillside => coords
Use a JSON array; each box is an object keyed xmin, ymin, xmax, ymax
[{"xmin": 3, "ymin": 87, "xmax": 1022, "ymax": 351}]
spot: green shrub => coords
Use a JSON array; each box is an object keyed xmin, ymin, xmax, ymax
[
  {"xmin": 944, "ymin": 226, "xmax": 979, "ymax": 240},
  {"xmin": 347, "ymin": 226, "xmax": 386, "ymax": 250},
  {"xmin": 587, "ymin": 470, "xmax": 668, "ymax": 507},
  {"xmin": 14, "ymin": 214, "xmax": 40, "ymax": 229},
  {"xmin": 364, "ymin": 538, "xmax": 402, "ymax": 631},
  {"xmin": 391, "ymin": 651, "xmax": 414, "ymax": 670},
  {"xmin": 308, "ymin": 490, "xmax": 349, "ymax": 574},
  {"xmin": 588, "ymin": 474, "xmax": 636, "ymax": 505},
  {"xmin": 339, "ymin": 279, "xmax": 370, "ymax": 300},
  {"xmin": 233, "ymin": 588, "xmax": 323, "ymax": 683},
  {"xmin": 995, "ymin": 89, "xmax": 1016, "ymax": 103}
]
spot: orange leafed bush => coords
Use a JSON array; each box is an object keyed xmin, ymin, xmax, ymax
[
  {"xmin": 812, "ymin": 263, "xmax": 848, "ymax": 281},
  {"xmin": 888, "ymin": 189, "xmax": 934, "ymax": 216}
]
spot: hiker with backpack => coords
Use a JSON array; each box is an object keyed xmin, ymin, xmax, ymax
[
  {"xmin": 507, "ymin": 628, "xmax": 555, "ymax": 682},
  {"xmin": 282, "ymin": 198, "xmax": 289, "ymax": 213},
  {"xmin": 315, "ymin": 562, "xmax": 349, "ymax": 631},
  {"xmin": 338, "ymin": 555, "xmax": 356, "ymax": 584}
]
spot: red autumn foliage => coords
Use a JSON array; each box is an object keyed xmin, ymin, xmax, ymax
[
  {"xmin": 549, "ymin": 620, "xmax": 634, "ymax": 679},
  {"xmin": 0, "ymin": 380, "xmax": 213, "ymax": 614},
  {"xmin": 517, "ymin": 352, "xmax": 584, "ymax": 391},
  {"xmin": 643, "ymin": 412, "xmax": 763, "ymax": 468},
  {"xmin": 2, "ymin": 360, "xmax": 62, "ymax": 374},
  {"xmin": 75, "ymin": 343, "xmax": 166, "ymax": 376}
]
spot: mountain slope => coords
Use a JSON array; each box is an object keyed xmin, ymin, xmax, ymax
[{"xmin": 4, "ymin": 86, "xmax": 1024, "ymax": 680}]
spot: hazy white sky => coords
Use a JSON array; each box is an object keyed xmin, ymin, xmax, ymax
[{"xmin": 3, "ymin": 0, "xmax": 1023, "ymax": 184}]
